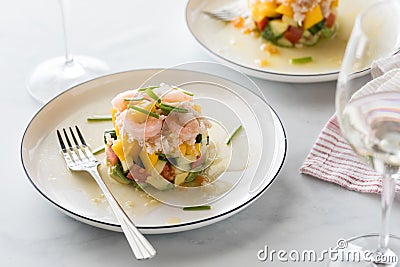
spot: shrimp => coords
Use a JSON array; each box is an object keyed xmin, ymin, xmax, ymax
[
  {"xmin": 165, "ymin": 113, "xmax": 200, "ymax": 142},
  {"xmin": 111, "ymin": 90, "xmax": 137, "ymax": 112},
  {"xmin": 116, "ymin": 109, "xmax": 163, "ymax": 140},
  {"xmin": 162, "ymin": 90, "xmax": 193, "ymax": 103}
]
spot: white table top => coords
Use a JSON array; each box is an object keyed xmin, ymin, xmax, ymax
[{"xmin": 3, "ymin": 0, "xmax": 400, "ymax": 266}]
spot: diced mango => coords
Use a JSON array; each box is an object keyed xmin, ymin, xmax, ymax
[
  {"xmin": 110, "ymin": 107, "xmax": 118, "ymax": 123},
  {"xmin": 148, "ymin": 153, "xmax": 158, "ymax": 166},
  {"xmin": 194, "ymin": 143, "xmax": 201, "ymax": 155},
  {"xmin": 331, "ymin": 0, "xmax": 338, "ymax": 8},
  {"xmin": 251, "ymin": 1, "xmax": 280, "ymax": 22},
  {"xmin": 303, "ymin": 4, "xmax": 323, "ymax": 30},
  {"xmin": 179, "ymin": 143, "xmax": 187, "ymax": 155},
  {"xmin": 112, "ymin": 139, "xmax": 125, "ymax": 161},
  {"xmin": 276, "ymin": 4, "xmax": 293, "ymax": 18},
  {"xmin": 232, "ymin": 16, "xmax": 245, "ymax": 28},
  {"xmin": 192, "ymin": 104, "xmax": 202, "ymax": 113},
  {"xmin": 186, "ymin": 143, "xmax": 200, "ymax": 156}
]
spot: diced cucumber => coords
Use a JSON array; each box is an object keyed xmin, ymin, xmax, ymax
[
  {"xmin": 300, "ymin": 31, "xmax": 320, "ymax": 46},
  {"xmin": 262, "ymin": 20, "xmax": 289, "ymax": 43},
  {"xmin": 269, "ymin": 20, "xmax": 289, "ymax": 36},
  {"xmin": 321, "ymin": 25, "xmax": 336, "ymax": 38},
  {"xmin": 308, "ymin": 20, "xmax": 324, "ymax": 35},
  {"xmin": 276, "ymin": 37, "xmax": 294, "ymax": 48}
]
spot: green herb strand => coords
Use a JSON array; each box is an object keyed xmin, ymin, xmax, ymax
[
  {"xmin": 128, "ymin": 105, "xmax": 159, "ymax": 119},
  {"xmin": 226, "ymin": 125, "xmax": 243, "ymax": 145},
  {"xmin": 289, "ymin": 56, "xmax": 313, "ymax": 64},
  {"xmin": 87, "ymin": 115, "xmax": 113, "ymax": 122},
  {"xmin": 183, "ymin": 205, "xmax": 211, "ymax": 211}
]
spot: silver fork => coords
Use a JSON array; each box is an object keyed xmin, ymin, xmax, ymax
[
  {"xmin": 56, "ymin": 126, "xmax": 156, "ymax": 260},
  {"xmin": 203, "ymin": 2, "xmax": 249, "ymax": 22}
]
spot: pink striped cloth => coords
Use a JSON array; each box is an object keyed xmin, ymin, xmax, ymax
[
  {"xmin": 300, "ymin": 55, "xmax": 400, "ymax": 194},
  {"xmin": 300, "ymin": 115, "xmax": 400, "ymax": 193}
]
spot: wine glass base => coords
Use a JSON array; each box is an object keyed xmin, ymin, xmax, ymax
[
  {"xmin": 27, "ymin": 55, "xmax": 109, "ymax": 104},
  {"xmin": 327, "ymin": 234, "xmax": 400, "ymax": 266}
]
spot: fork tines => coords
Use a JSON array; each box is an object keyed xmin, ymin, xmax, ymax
[
  {"xmin": 203, "ymin": 4, "xmax": 248, "ymax": 22},
  {"xmin": 57, "ymin": 126, "xmax": 96, "ymax": 166}
]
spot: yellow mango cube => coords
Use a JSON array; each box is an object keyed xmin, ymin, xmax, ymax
[
  {"xmin": 179, "ymin": 143, "xmax": 187, "ymax": 155},
  {"xmin": 331, "ymin": 0, "xmax": 338, "ymax": 8},
  {"xmin": 148, "ymin": 153, "xmax": 158, "ymax": 166},
  {"xmin": 194, "ymin": 143, "xmax": 201, "ymax": 155},
  {"xmin": 110, "ymin": 107, "xmax": 118, "ymax": 123},
  {"xmin": 303, "ymin": 4, "xmax": 323, "ymax": 30},
  {"xmin": 276, "ymin": 4, "xmax": 293, "ymax": 18},
  {"xmin": 251, "ymin": 1, "xmax": 280, "ymax": 22},
  {"xmin": 186, "ymin": 143, "xmax": 199, "ymax": 156},
  {"xmin": 112, "ymin": 139, "xmax": 125, "ymax": 161}
]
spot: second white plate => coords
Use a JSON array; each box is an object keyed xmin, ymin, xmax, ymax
[{"xmin": 186, "ymin": 0, "xmax": 374, "ymax": 83}]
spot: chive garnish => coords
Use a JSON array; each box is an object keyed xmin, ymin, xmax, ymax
[
  {"xmin": 226, "ymin": 125, "xmax": 243, "ymax": 145},
  {"xmin": 137, "ymin": 86, "xmax": 159, "ymax": 91},
  {"xmin": 92, "ymin": 146, "xmax": 105, "ymax": 155},
  {"xmin": 159, "ymin": 103, "xmax": 188, "ymax": 113},
  {"xmin": 183, "ymin": 91, "xmax": 194, "ymax": 96},
  {"xmin": 128, "ymin": 105, "xmax": 159, "ymax": 119},
  {"xmin": 183, "ymin": 205, "xmax": 211, "ymax": 211},
  {"xmin": 124, "ymin": 97, "xmax": 144, "ymax": 102},
  {"xmin": 144, "ymin": 88, "xmax": 161, "ymax": 102},
  {"xmin": 87, "ymin": 115, "xmax": 113, "ymax": 122},
  {"xmin": 172, "ymin": 87, "xmax": 194, "ymax": 96},
  {"xmin": 289, "ymin": 56, "xmax": 313, "ymax": 64}
]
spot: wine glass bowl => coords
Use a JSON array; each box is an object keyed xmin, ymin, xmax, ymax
[
  {"xmin": 332, "ymin": 0, "xmax": 400, "ymax": 266},
  {"xmin": 27, "ymin": 0, "xmax": 109, "ymax": 104}
]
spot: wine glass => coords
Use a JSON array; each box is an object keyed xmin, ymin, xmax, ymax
[
  {"xmin": 332, "ymin": 0, "xmax": 400, "ymax": 266},
  {"xmin": 27, "ymin": 0, "xmax": 109, "ymax": 104}
]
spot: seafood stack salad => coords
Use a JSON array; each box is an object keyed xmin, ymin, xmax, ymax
[
  {"xmin": 104, "ymin": 83, "xmax": 223, "ymax": 191},
  {"xmin": 234, "ymin": 0, "xmax": 338, "ymax": 47}
]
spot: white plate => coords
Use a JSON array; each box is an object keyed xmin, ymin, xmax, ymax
[
  {"xmin": 186, "ymin": 0, "xmax": 373, "ymax": 83},
  {"xmin": 21, "ymin": 69, "xmax": 286, "ymax": 234}
]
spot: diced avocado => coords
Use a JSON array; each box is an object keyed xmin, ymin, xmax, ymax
[
  {"xmin": 154, "ymin": 160, "xmax": 167, "ymax": 173},
  {"xmin": 146, "ymin": 173, "xmax": 174, "ymax": 191},
  {"xmin": 276, "ymin": 37, "xmax": 294, "ymax": 48},
  {"xmin": 110, "ymin": 162, "xmax": 131, "ymax": 185},
  {"xmin": 139, "ymin": 149, "xmax": 155, "ymax": 174},
  {"xmin": 124, "ymin": 139, "xmax": 141, "ymax": 162},
  {"xmin": 269, "ymin": 20, "xmax": 289, "ymax": 37},
  {"xmin": 174, "ymin": 172, "xmax": 188, "ymax": 185}
]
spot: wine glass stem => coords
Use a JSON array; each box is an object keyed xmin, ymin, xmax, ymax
[
  {"xmin": 59, "ymin": 0, "xmax": 73, "ymax": 65},
  {"xmin": 379, "ymin": 172, "xmax": 396, "ymax": 253}
]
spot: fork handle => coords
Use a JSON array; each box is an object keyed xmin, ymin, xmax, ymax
[{"xmin": 87, "ymin": 168, "xmax": 156, "ymax": 260}]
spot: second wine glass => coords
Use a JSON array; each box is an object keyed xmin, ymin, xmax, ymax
[{"xmin": 332, "ymin": 0, "xmax": 400, "ymax": 266}]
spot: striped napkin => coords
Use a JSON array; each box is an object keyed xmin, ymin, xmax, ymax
[{"xmin": 300, "ymin": 55, "xmax": 400, "ymax": 194}]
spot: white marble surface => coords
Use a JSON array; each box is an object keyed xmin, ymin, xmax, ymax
[{"xmin": 2, "ymin": 0, "xmax": 400, "ymax": 266}]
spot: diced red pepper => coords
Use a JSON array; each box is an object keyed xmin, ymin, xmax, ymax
[
  {"xmin": 161, "ymin": 163, "xmax": 175, "ymax": 181},
  {"xmin": 284, "ymin": 26, "xmax": 304, "ymax": 44},
  {"xmin": 255, "ymin": 17, "xmax": 269, "ymax": 31},
  {"xmin": 106, "ymin": 146, "xmax": 118, "ymax": 166},
  {"xmin": 325, "ymin": 13, "xmax": 336, "ymax": 28}
]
